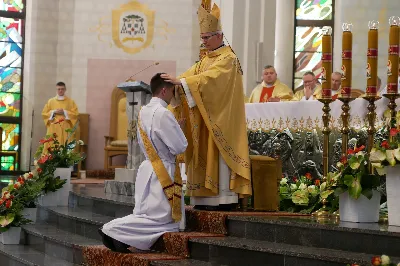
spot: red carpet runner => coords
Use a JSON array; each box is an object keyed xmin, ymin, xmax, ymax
[{"xmin": 82, "ymin": 208, "xmax": 310, "ymax": 266}]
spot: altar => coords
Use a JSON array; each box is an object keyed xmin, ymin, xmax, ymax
[{"xmin": 245, "ymin": 98, "xmax": 392, "ymax": 179}]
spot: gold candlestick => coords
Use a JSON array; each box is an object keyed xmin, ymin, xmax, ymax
[
  {"xmin": 384, "ymin": 17, "xmax": 400, "ymax": 134},
  {"xmin": 313, "ymin": 98, "xmax": 335, "ymax": 219},
  {"xmin": 363, "ymin": 95, "xmax": 381, "ymax": 172},
  {"xmin": 339, "ymin": 97, "xmax": 355, "ymax": 157}
]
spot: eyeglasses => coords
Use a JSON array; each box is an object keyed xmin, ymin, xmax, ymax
[{"xmin": 200, "ymin": 33, "xmax": 218, "ymax": 41}]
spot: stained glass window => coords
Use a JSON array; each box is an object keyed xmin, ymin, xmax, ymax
[
  {"xmin": 296, "ymin": 0, "xmax": 333, "ymax": 20},
  {"xmin": 0, "ymin": 1, "xmax": 24, "ymax": 172},
  {"xmin": 0, "ymin": 0, "xmax": 24, "ymax": 12},
  {"xmin": 293, "ymin": 0, "xmax": 334, "ymax": 90}
]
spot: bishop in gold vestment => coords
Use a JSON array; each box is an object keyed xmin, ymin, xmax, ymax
[
  {"xmin": 42, "ymin": 82, "xmax": 79, "ymax": 146},
  {"xmin": 163, "ymin": 3, "xmax": 251, "ymax": 208}
]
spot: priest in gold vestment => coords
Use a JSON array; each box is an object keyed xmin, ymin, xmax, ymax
[
  {"xmin": 292, "ymin": 71, "xmax": 322, "ymax": 101},
  {"xmin": 162, "ymin": 3, "xmax": 251, "ymax": 210},
  {"xmin": 42, "ymin": 82, "xmax": 79, "ymax": 145},
  {"xmin": 249, "ymin": 65, "xmax": 292, "ymax": 103}
]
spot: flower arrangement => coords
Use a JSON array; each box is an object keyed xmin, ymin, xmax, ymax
[
  {"xmin": 279, "ymin": 173, "xmax": 326, "ymax": 213},
  {"xmin": 369, "ymin": 110, "xmax": 400, "ymax": 174},
  {"xmin": 34, "ymin": 119, "xmax": 85, "ymax": 193},
  {"xmin": 348, "ymin": 255, "xmax": 400, "ymax": 266},
  {"xmin": 0, "ymin": 172, "xmax": 43, "ymax": 232},
  {"xmin": 330, "ymin": 146, "xmax": 381, "ymax": 200}
]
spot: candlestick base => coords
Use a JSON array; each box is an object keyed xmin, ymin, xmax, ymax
[
  {"xmin": 362, "ymin": 95, "xmax": 380, "ymax": 173},
  {"xmin": 338, "ymin": 97, "xmax": 356, "ymax": 158}
]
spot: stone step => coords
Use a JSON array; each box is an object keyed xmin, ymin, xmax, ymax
[
  {"xmin": 0, "ymin": 243, "xmax": 80, "ymax": 266},
  {"xmin": 227, "ymin": 215, "xmax": 400, "ymax": 257},
  {"xmin": 151, "ymin": 259, "xmax": 216, "ymax": 266},
  {"xmin": 22, "ymin": 224, "xmax": 102, "ymax": 264},
  {"xmin": 70, "ymin": 185, "xmax": 134, "ymax": 217},
  {"xmin": 189, "ymin": 236, "xmax": 385, "ymax": 266},
  {"xmin": 37, "ymin": 205, "xmax": 114, "ymax": 241}
]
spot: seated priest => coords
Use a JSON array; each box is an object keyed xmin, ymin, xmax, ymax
[
  {"xmin": 249, "ymin": 65, "xmax": 293, "ymax": 102},
  {"xmin": 99, "ymin": 73, "xmax": 188, "ymax": 253},
  {"xmin": 292, "ymin": 71, "xmax": 322, "ymax": 101}
]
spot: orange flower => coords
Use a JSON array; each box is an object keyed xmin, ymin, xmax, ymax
[
  {"xmin": 371, "ymin": 256, "xmax": 381, "ymax": 266},
  {"xmin": 314, "ymin": 179, "xmax": 321, "ymax": 186},
  {"xmin": 53, "ymin": 118, "xmax": 65, "ymax": 124},
  {"xmin": 53, "ymin": 133, "xmax": 57, "ymax": 138},
  {"xmin": 13, "ymin": 183, "xmax": 21, "ymax": 189},
  {"xmin": 37, "ymin": 168, "xmax": 43, "ymax": 174},
  {"xmin": 5, "ymin": 200, "xmax": 12, "ymax": 209},
  {"xmin": 28, "ymin": 173, "xmax": 33, "ymax": 179},
  {"xmin": 39, "ymin": 137, "xmax": 54, "ymax": 144},
  {"xmin": 38, "ymin": 155, "xmax": 50, "ymax": 164},
  {"xmin": 0, "ymin": 199, "xmax": 3, "ymax": 205},
  {"xmin": 305, "ymin": 173, "xmax": 312, "ymax": 180}
]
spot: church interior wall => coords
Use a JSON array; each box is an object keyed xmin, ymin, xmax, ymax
[
  {"xmin": 19, "ymin": 0, "xmax": 400, "ymax": 171},
  {"xmin": 22, "ymin": 0, "xmax": 200, "ymax": 170}
]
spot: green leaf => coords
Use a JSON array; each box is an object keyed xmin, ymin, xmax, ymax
[
  {"xmin": 0, "ymin": 213, "xmax": 15, "ymax": 227},
  {"xmin": 343, "ymin": 174, "xmax": 355, "ymax": 187},
  {"xmin": 334, "ymin": 187, "xmax": 347, "ymax": 196},
  {"xmin": 291, "ymin": 190, "xmax": 309, "ymax": 205},
  {"xmin": 348, "ymin": 178, "xmax": 362, "ymax": 199},
  {"xmin": 370, "ymin": 148, "xmax": 386, "ymax": 162},
  {"xmin": 320, "ymin": 189, "xmax": 334, "ymax": 199},
  {"xmin": 386, "ymin": 150, "xmax": 396, "ymax": 166},
  {"xmin": 361, "ymin": 188, "xmax": 373, "ymax": 199},
  {"xmin": 349, "ymin": 156, "xmax": 361, "ymax": 170}
]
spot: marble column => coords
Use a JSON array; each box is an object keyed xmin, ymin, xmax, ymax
[{"xmin": 274, "ymin": 0, "xmax": 295, "ymax": 87}]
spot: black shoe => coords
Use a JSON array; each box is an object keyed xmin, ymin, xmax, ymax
[
  {"xmin": 112, "ymin": 239, "xmax": 131, "ymax": 253},
  {"xmin": 98, "ymin": 228, "xmax": 115, "ymax": 251}
]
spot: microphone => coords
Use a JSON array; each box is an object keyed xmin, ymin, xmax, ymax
[{"xmin": 127, "ymin": 62, "xmax": 160, "ymax": 81}]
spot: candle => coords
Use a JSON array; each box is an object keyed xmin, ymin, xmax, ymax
[
  {"xmin": 387, "ymin": 16, "xmax": 400, "ymax": 94},
  {"xmin": 341, "ymin": 23, "xmax": 353, "ymax": 97},
  {"xmin": 321, "ymin": 26, "xmax": 333, "ymax": 99},
  {"xmin": 366, "ymin": 21, "xmax": 379, "ymax": 96}
]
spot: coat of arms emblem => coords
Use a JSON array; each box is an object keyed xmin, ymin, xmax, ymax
[{"xmin": 112, "ymin": 1, "xmax": 155, "ymax": 54}]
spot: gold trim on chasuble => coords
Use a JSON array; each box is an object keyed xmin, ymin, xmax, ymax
[{"xmin": 138, "ymin": 116, "xmax": 182, "ymax": 222}]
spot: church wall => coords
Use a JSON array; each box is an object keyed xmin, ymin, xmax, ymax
[
  {"xmin": 22, "ymin": 0, "xmax": 201, "ymax": 170},
  {"xmin": 22, "ymin": 0, "xmax": 61, "ymax": 170}
]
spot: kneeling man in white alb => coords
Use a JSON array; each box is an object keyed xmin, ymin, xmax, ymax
[{"xmin": 99, "ymin": 73, "xmax": 188, "ymax": 253}]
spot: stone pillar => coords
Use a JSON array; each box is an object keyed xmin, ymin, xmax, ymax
[{"xmin": 274, "ymin": 0, "xmax": 295, "ymax": 87}]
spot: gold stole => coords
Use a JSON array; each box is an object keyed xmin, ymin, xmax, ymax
[{"xmin": 138, "ymin": 114, "xmax": 182, "ymax": 222}]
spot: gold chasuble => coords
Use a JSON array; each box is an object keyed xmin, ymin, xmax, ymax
[
  {"xmin": 249, "ymin": 80, "xmax": 293, "ymax": 103},
  {"xmin": 41, "ymin": 96, "xmax": 79, "ymax": 145},
  {"xmin": 170, "ymin": 45, "xmax": 252, "ymax": 198},
  {"xmin": 138, "ymin": 116, "xmax": 182, "ymax": 222}
]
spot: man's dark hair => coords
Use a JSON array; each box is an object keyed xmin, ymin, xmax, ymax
[
  {"xmin": 303, "ymin": 71, "xmax": 315, "ymax": 77},
  {"xmin": 150, "ymin": 73, "xmax": 174, "ymax": 95},
  {"xmin": 264, "ymin": 65, "xmax": 275, "ymax": 70},
  {"xmin": 56, "ymin": 81, "xmax": 66, "ymax": 87}
]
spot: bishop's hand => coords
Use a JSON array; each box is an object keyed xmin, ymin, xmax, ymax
[{"xmin": 161, "ymin": 74, "xmax": 182, "ymax": 86}]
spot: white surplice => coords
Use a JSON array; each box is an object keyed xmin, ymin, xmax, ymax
[
  {"xmin": 180, "ymin": 79, "xmax": 238, "ymax": 206},
  {"xmin": 101, "ymin": 97, "xmax": 188, "ymax": 251}
]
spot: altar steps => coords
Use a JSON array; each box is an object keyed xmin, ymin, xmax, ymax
[
  {"xmin": 0, "ymin": 243, "xmax": 80, "ymax": 266},
  {"xmin": 1, "ymin": 184, "xmax": 400, "ymax": 265},
  {"xmin": 226, "ymin": 216, "xmax": 400, "ymax": 258}
]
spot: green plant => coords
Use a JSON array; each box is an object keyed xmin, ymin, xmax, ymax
[{"xmin": 332, "ymin": 146, "xmax": 381, "ymax": 200}]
